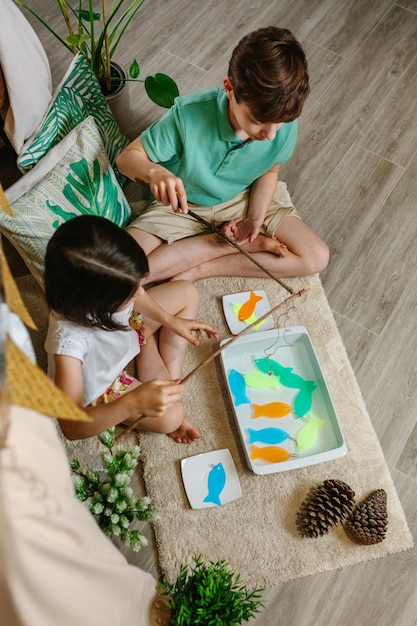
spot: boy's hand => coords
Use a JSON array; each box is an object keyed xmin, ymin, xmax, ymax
[
  {"xmin": 149, "ymin": 166, "xmax": 189, "ymax": 213},
  {"xmin": 222, "ymin": 217, "xmax": 260, "ymax": 245}
]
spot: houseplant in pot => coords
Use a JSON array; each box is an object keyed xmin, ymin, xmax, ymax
[
  {"xmin": 14, "ymin": 0, "xmax": 179, "ymax": 125},
  {"xmin": 70, "ymin": 427, "xmax": 159, "ymax": 551},
  {"xmin": 159, "ymin": 554, "xmax": 264, "ymax": 625}
]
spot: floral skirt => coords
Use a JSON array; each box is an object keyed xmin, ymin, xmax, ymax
[{"xmin": 92, "ymin": 371, "xmax": 137, "ymax": 405}]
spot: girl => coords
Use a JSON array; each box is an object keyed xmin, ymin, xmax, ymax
[{"xmin": 44, "ymin": 215, "xmax": 218, "ymax": 443}]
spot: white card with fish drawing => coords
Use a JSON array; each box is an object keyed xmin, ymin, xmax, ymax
[
  {"xmin": 222, "ymin": 290, "xmax": 274, "ymax": 335},
  {"xmin": 181, "ymin": 449, "xmax": 242, "ymax": 509}
]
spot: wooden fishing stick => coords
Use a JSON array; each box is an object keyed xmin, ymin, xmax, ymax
[
  {"xmin": 186, "ymin": 208, "xmax": 295, "ymax": 295},
  {"xmin": 116, "ymin": 288, "xmax": 306, "ymax": 440}
]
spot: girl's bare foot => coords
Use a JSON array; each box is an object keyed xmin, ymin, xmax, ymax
[{"xmin": 168, "ymin": 418, "xmax": 202, "ymax": 443}]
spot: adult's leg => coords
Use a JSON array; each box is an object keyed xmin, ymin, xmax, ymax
[{"xmin": 135, "ymin": 281, "xmax": 202, "ymax": 443}]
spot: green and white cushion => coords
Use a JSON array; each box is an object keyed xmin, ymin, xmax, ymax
[
  {"xmin": 1, "ymin": 116, "xmax": 131, "ymax": 287},
  {"xmin": 17, "ymin": 52, "xmax": 129, "ymax": 183}
]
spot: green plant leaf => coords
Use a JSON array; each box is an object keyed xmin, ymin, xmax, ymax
[
  {"xmin": 66, "ymin": 33, "xmax": 89, "ymax": 47},
  {"xmin": 129, "ymin": 59, "xmax": 140, "ymax": 79},
  {"xmin": 78, "ymin": 9, "xmax": 100, "ymax": 21},
  {"xmin": 145, "ymin": 73, "xmax": 179, "ymax": 108}
]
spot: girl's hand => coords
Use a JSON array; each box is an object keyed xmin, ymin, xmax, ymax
[
  {"xmin": 131, "ymin": 379, "xmax": 184, "ymax": 417},
  {"xmin": 169, "ymin": 318, "xmax": 219, "ymax": 345}
]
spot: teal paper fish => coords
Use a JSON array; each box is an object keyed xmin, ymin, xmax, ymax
[
  {"xmin": 247, "ymin": 427, "xmax": 291, "ymax": 445},
  {"xmin": 244, "ymin": 371, "xmax": 280, "ymax": 391},
  {"xmin": 295, "ymin": 414, "xmax": 325, "ymax": 450},
  {"xmin": 228, "ymin": 369, "xmax": 250, "ymax": 406},
  {"xmin": 255, "ymin": 357, "xmax": 317, "ymax": 391},
  {"xmin": 203, "ymin": 462, "xmax": 226, "ymax": 505},
  {"xmin": 294, "ymin": 383, "xmax": 315, "ymax": 417},
  {"xmin": 254, "ymin": 357, "xmax": 292, "ymax": 379}
]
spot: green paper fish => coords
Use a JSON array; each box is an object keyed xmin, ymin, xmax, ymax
[
  {"xmin": 295, "ymin": 414, "xmax": 325, "ymax": 450},
  {"xmin": 244, "ymin": 371, "xmax": 280, "ymax": 391}
]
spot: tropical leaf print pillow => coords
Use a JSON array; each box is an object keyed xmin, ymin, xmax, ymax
[
  {"xmin": 17, "ymin": 52, "xmax": 129, "ymax": 183},
  {"xmin": 1, "ymin": 117, "xmax": 131, "ymax": 287}
]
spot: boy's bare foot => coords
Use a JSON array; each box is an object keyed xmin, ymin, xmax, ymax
[
  {"xmin": 246, "ymin": 235, "xmax": 288, "ymax": 257},
  {"xmin": 168, "ymin": 418, "xmax": 201, "ymax": 443}
]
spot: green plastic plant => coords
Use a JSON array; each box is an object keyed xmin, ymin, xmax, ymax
[
  {"xmin": 70, "ymin": 427, "xmax": 159, "ymax": 551},
  {"xmin": 13, "ymin": 0, "xmax": 179, "ymax": 107},
  {"xmin": 159, "ymin": 554, "xmax": 264, "ymax": 625}
]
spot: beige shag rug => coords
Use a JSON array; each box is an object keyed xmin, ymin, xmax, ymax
[
  {"xmin": 17, "ymin": 271, "xmax": 414, "ymax": 588},
  {"xmin": 138, "ymin": 274, "xmax": 414, "ymax": 587}
]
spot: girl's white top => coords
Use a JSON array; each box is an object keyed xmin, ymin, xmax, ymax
[{"xmin": 45, "ymin": 302, "xmax": 140, "ymax": 406}]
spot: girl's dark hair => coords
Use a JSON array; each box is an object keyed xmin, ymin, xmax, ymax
[
  {"xmin": 228, "ymin": 26, "xmax": 310, "ymax": 123},
  {"xmin": 45, "ymin": 215, "xmax": 149, "ymax": 331}
]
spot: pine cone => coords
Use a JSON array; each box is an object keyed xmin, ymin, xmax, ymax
[
  {"xmin": 296, "ymin": 479, "xmax": 356, "ymax": 538},
  {"xmin": 345, "ymin": 489, "xmax": 388, "ymax": 545}
]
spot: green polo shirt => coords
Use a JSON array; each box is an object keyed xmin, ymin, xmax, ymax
[{"xmin": 141, "ymin": 87, "xmax": 298, "ymax": 206}]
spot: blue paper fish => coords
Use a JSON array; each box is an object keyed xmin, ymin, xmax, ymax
[
  {"xmin": 203, "ymin": 462, "xmax": 226, "ymax": 505},
  {"xmin": 247, "ymin": 427, "xmax": 291, "ymax": 445},
  {"xmin": 228, "ymin": 369, "xmax": 251, "ymax": 406}
]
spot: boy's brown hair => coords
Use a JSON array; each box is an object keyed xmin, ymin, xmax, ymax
[{"xmin": 228, "ymin": 26, "xmax": 310, "ymax": 123}]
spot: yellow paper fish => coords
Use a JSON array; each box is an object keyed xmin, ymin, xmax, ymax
[
  {"xmin": 295, "ymin": 414, "xmax": 325, "ymax": 450},
  {"xmin": 231, "ymin": 303, "xmax": 265, "ymax": 330},
  {"xmin": 237, "ymin": 291, "xmax": 263, "ymax": 321},
  {"xmin": 252, "ymin": 401, "xmax": 292, "ymax": 419},
  {"xmin": 244, "ymin": 372, "xmax": 280, "ymax": 390},
  {"xmin": 250, "ymin": 444, "xmax": 292, "ymax": 463}
]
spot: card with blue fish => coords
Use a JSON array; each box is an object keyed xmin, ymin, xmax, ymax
[
  {"xmin": 203, "ymin": 462, "xmax": 226, "ymax": 505},
  {"xmin": 181, "ymin": 449, "xmax": 242, "ymax": 509}
]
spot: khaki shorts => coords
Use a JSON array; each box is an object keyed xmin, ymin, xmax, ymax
[{"xmin": 128, "ymin": 189, "xmax": 299, "ymax": 244}]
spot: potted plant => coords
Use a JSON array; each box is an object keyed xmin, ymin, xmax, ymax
[
  {"xmin": 13, "ymin": 0, "xmax": 179, "ymax": 108},
  {"xmin": 70, "ymin": 427, "xmax": 159, "ymax": 551},
  {"xmin": 159, "ymin": 554, "xmax": 264, "ymax": 625}
]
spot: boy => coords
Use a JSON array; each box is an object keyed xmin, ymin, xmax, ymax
[{"xmin": 116, "ymin": 26, "xmax": 329, "ymax": 284}]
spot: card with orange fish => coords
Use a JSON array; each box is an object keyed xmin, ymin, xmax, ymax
[{"xmin": 222, "ymin": 290, "xmax": 274, "ymax": 335}]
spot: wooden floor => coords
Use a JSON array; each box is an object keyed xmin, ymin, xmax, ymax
[{"xmin": 2, "ymin": 1, "xmax": 417, "ymax": 624}]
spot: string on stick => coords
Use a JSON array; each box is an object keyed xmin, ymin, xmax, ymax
[{"xmin": 181, "ymin": 288, "xmax": 305, "ymax": 384}]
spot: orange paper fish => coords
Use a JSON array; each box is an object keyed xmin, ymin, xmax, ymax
[
  {"xmin": 238, "ymin": 291, "xmax": 263, "ymax": 321},
  {"xmin": 250, "ymin": 445, "xmax": 292, "ymax": 463},
  {"xmin": 252, "ymin": 401, "xmax": 293, "ymax": 419}
]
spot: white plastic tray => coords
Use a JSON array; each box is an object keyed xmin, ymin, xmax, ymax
[{"xmin": 219, "ymin": 326, "xmax": 346, "ymax": 474}]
